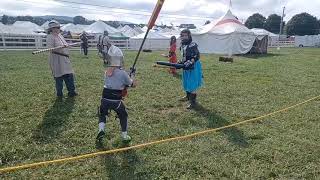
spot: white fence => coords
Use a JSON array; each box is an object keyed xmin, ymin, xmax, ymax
[
  {"xmin": 268, "ymin": 40, "xmax": 295, "ymax": 47},
  {"xmin": 0, "ymin": 33, "xmax": 297, "ymax": 51},
  {"xmin": 0, "ymin": 34, "xmax": 130, "ymax": 50}
]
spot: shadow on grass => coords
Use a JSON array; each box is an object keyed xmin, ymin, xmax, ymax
[
  {"xmin": 32, "ymin": 97, "xmax": 75, "ymax": 143},
  {"xmin": 239, "ymin": 53, "xmax": 283, "ymax": 59},
  {"xmin": 96, "ymin": 141, "xmax": 143, "ymax": 180},
  {"xmin": 194, "ymin": 104, "xmax": 249, "ymax": 148}
]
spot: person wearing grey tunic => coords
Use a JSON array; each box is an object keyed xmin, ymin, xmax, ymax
[
  {"xmin": 97, "ymin": 31, "xmax": 110, "ymax": 65},
  {"xmin": 46, "ymin": 20, "xmax": 78, "ymax": 98},
  {"xmin": 96, "ymin": 46, "xmax": 136, "ymax": 142}
]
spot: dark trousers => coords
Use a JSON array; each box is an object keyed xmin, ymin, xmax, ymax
[
  {"xmin": 54, "ymin": 74, "xmax": 76, "ymax": 97},
  {"xmin": 81, "ymin": 44, "xmax": 88, "ymax": 55},
  {"xmin": 99, "ymin": 98, "xmax": 128, "ymax": 132}
]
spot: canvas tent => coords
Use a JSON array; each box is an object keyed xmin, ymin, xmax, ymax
[
  {"xmin": 118, "ymin": 25, "xmax": 141, "ymax": 37},
  {"xmin": 129, "ymin": 31, "xmax": 170, "ymax": 50},
  {"xmin": 134, "ymin": 26, "xmax": 144, "ymax": 34},
  {"xmin": 13, "ymin": 21, "xmax": 43, "ymax": 32},
  {"xmin": 251, "ymin": 28, "xmax": 277, "ymax": 37},
  {"xmin": 61, "ymin": 23, "xmax": 89, "ymax": 34},
  {"xmin": 0, "ymin": 25, "xmax": 42, "ymax": 35},
  {"xmin": 192, "ymin": 10, "xmax": 258, "ymax": 55},
  {"xmin": 251, "ymin": 28, "xmax": 279, "ymax": 48},
  {"xmin": 84, "ymin": 20, "xmax": 127, "ymax": 39},
  {"xmin": 295, "ymin": 35, "xmax": 320, "ymax": 47},
  {"xmin": 119, "ymin": 25, "xmax": 132, "ymax": 32},
  {"xmin": 122, "ymin": 28, "xmax": 141, "ymax": 37}
]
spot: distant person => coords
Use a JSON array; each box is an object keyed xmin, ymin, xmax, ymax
[
  {"xmin": 46, "ymin": 20, "xmax": 78, "ymax": 98},
  {"xmin": 162, "ymin": 36, "xmax": 177, "ymax": 75},
  {"xmin": 97, "ymin": 31, "xmax": 109, "ymax": 65},
  {"xmin": 80, "ymin": 31, "xmax": 89, "ymax": 57}
]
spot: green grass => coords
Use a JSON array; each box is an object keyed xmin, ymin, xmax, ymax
[{"xmin": 0, "ymin": 48, "xmax": 319, "ymax": 179}]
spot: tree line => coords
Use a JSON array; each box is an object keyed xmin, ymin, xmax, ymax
[
  {"xmin": 244, "ymin": 12, "xmax": 320, "ymax": 36},
  {"xmin": 2, "ymin": 12, "xmax": 320, "ymax": 36},
  {"xmin": 0, "ymin": 15, "xmax": 134, "ymax": 28}
]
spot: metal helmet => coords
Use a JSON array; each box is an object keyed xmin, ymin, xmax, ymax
[{"xmin": 106, "ymin": 45, "xmax": 124, "ymax": 67}]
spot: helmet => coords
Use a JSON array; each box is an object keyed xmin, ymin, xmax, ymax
[{"xmin": 106, "ymin": 45, "xmax": 124, "ymax": 67}]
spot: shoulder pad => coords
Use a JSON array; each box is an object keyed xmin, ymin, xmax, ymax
[{"xmin": 188, "ymin": 42, "xmax": 197, "ymax": 48}]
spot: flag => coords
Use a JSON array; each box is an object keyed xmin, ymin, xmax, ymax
[{"xmin": 147, "ymin": 0, "xmax": 165, "ymax": 29}]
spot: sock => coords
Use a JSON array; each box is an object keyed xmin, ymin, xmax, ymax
[
  {"xmin": 98, "ymin": 122, "xmax": 105, "ymax": 132},
  {"xmin": 121, "ymin": 131, "xmax": 128, "ymax": 139}
]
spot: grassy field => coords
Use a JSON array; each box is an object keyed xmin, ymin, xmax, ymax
[{"xmin": 0, "ymin": 48, "xmax": 319, "ymax": 179}]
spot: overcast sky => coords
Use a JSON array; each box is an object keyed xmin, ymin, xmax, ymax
[{"xmin": 1, "ymin": 0, "xmax": 319, "ymax": 26}]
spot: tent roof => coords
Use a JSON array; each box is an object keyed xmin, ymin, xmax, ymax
[
  {"xmin": 133, "ymin": 26, "xmax": 144, "ymax": 34},
  {"xmin": 251, "ymin": 28, "xmax": 277, "ymax": 37},
  {"xmin": 141, "ymin": 26, "xmax": 148, "ymax": 32},
  {"xmin": 41, "ymin": 21, "xmax": 49, "ymax": 27},
  {"xmin": 13, "ymin": 21, "xmax": 43, "ymax": 32},
  {"xmin": 0, "ymin": 25, "xmax": 41, "ymax": 35},
  {"xmin": 194, "ymin": 10, "xmax": 254, "ymax": 35},
  {"xmin": 84, "ymin": 20, "xmax": 120, "ymax": 34},
  {"xmin": 117, "ymin": 25, "xmax": 123, "ymax": 30},
  {"xmin": 119, "ymin": 25, "xmax": 132, "ymax": 32},
  {"xmin": 131, "ymin": 31, "xmax": 169, "ymax": 39},
  {"xmin": 122, "ymin": 28, "xmax": 141, "ymax": 37},
  {"xmin": 61, "ymin": 23, "xmax": 89, "ymax": 33}
]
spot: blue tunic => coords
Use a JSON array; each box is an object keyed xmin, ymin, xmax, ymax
[
  {"xmin": 180, "ymin": 42, "xmax": 203, "ymax": 92},
  {"xmin": 182, "ymin": 60, "xmax": 203, "ymax": 92}
]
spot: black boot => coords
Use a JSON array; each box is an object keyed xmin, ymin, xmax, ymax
[
  {"xmin": 96, "ymin": 131, "xmax": 105, "ymax": 141},
  {"xmin": 187, "ymin": 93, "xmax": 197, "ymax": 109},
  {"xmin": 179, "ymin": 92, "xmax": 191, "ymax": 101}
]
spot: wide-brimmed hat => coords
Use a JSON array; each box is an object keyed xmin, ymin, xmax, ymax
[{"xmin": 47, "ymin": 20, "xmax": 61, "ymax": 30}]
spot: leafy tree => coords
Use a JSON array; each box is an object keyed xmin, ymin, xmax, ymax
[
  {"xmin": 73, "ymin": 16, "xmax": 86, "ymax": 25},
  {"xmin": 245, "ymin": 13, "xmax": 266, "ymax": 29},
  {"xmin": 318, "ymin": 19, "xmax": 320, "ymax": 34},
  {"xmin": 265, "ymin": 14, "xmax": 282, "ymax": 33},
  {"xmin": 2, "ymin": 15, "xmax": 9, "ymax": 24},
  {"xmin": 16, "ymin": 15, "xmax": 33, "ymax": 22},
  {"xmin": 286, "ymin": 13, "xmax": 319, "ymax": 35}
]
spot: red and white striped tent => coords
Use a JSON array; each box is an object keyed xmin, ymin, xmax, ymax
[{"xmin": 192, "ymin": 10, "xmax": 258, "ymax": 55}]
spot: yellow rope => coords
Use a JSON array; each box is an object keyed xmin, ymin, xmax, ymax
[{"xmin": 1, "ymin": 95, "xmax": 319, "ymax": 174}]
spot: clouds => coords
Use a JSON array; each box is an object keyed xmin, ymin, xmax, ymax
[{"xmin": 0, "ymin": 0, "xmax": 319, "ymax": 26}]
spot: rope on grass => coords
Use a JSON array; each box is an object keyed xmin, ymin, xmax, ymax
[{"xmin": 1, "ymin": 95, "xmax": 319, "ymax": 174}]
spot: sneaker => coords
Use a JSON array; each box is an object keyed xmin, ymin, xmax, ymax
[
  {"xmin": 179, "ymin": 96, "xmax": 189, "ymax": 102},
  {"xmin": 96, "ymin": 131, "xmax": 105, "ymax": 141},
  {"xmin": 186, "ymin": 103, "xmax": 196, "ymax": 109},
  {"xmin": 122, "ymin": 135, "xmax": 132, "ymax": 143}
]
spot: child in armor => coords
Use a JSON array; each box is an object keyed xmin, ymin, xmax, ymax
[{"xmin": 96, "ymin": 46, "xmax": 136, "ymax": 142}]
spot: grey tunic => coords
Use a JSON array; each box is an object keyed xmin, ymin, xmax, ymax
[{"xmin": 47, "ymin": 34, "xmax": 74, "ymax": 78}]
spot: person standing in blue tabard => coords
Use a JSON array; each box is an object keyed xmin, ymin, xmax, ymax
[{"xmin": 179, "ymin": 29, "xmax": 203, "ymax": 109}]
